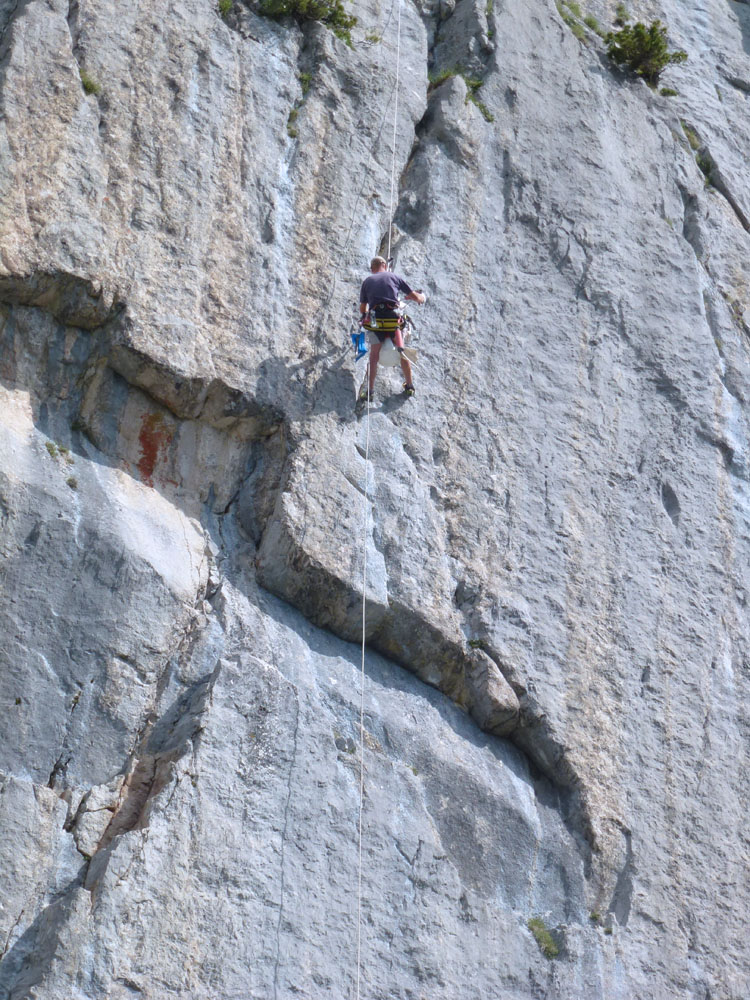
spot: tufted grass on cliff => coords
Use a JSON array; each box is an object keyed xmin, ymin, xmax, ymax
[
  {"xmin": 527, "ymin": 918, "xmax": 559, "ymax": 959},
  {"xmin": 79, "ymin": 68, "xmax": 101, "ymax": 96},
  {"xmin": 556, "ymin": 1, "xmax": 586, "ymax": 43},
  {"xmin": 287, "ymin": 107, "xmax": 299, "ymax": 138},
  {"xmin": 427, "ymin": 67, "xmax": 495, "ymax": 121},
  {"xmin": 464, "ymin": 77, "xmax": 495, "ymax": 121},
  {"xmin": 428, "ymin": 66, "xmax": 460, "ymax": 90},
  {"xmin": 258, "ymin": 0, "xmax": 356, "ymax": 45},
  {"xmin": 681, "ymin": 121, "xmax": 700, "ymax": 150}
]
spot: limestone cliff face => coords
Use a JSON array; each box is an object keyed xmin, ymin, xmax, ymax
[{"xmin": 2, "ymin": 0, "xmax": 750, "ymax": 995}]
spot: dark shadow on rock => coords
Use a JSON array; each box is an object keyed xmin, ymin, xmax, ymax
[
  {"xmin": 0, "ymin": 871, "xmax": 87, "ymax": 999},
  {"xmin": 254, "ymin": 345, "xmax": 357, "ymax": 424},
  {"xmin": 246, "ymin": 576, "xmax": 593, "ymax": 877},
  {"xmin": 380, "ymin": 390, "xmax": 412, "ymax": 415},
  {"xmin": 729, "ymin": 0, "xmax": 750, "ymax": 57},
  {"xmin": 244, "ymin": 578, "xmax": 591, "ymax": 918},
  {"xmin": 0, "ymin": 668, "xmax": 218, "ymax": 996}
]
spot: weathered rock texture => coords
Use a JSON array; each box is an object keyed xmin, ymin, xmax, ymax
[{"xmin": 2, "ymin": 0, "xmax": 750, "ymax": 995}]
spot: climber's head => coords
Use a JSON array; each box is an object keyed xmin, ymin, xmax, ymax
[{"xmin": 370, "ymin": 256, "xmax": 388, "ymax": 273}]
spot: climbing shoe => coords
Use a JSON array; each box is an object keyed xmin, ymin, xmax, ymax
[{"xmin": 403, "ymin": 383, "xmax": 415, "ymax": 397}]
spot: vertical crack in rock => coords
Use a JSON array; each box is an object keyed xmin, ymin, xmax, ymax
[
  {"xmin": 0, "ymin": 662, "xmax": 221, "ymax": 999},
  {"xmin": 679, "ymin": 126, "xmax": 750, "ymax": 234},
  {"xmin": 93, "ymin": 665, "xmax": 220, "ymax": 857},
  {"xmin": 0, "ymin": 0, "xmax": 28, "ymax": 53},
  {"xmin": 65, "ymin": 0, "xmax": 80, "ymax": 53},
  {"xmin": 678, "ymin": 182, "xmax": 707, "ymax": 266},
  {"xmin": 607, "ymin": 828, "xmax": 633, "ymax": 928},
  {"xmin": 46, "ymin": 687, "xmax": 83, "ymax": 790},
  {"xmin": 660, "ymin": 482, "xmax": 681, "ymax": 527}
]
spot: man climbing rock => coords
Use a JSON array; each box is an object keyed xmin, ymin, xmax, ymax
[{"xmin": 359, "ymin": 255, "xmax": 425, "ymax": 401}]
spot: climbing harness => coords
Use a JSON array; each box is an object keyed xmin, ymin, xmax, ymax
[{"xmin": 353, "ymin": 300, "xmax": 418, "ymax": 368}]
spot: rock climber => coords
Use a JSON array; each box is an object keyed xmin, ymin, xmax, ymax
[{"xmin": 359, "ymin": 256, "xmax": 425, "ymax": 400}]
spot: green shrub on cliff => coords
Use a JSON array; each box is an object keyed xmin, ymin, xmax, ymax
[
  {"xmin": 258, "ymin": 0, "xmax": 356, "ymax": 44},
  {"xmin": 605, "ymin": 18, "xmax": 687, "ymax": 85}
]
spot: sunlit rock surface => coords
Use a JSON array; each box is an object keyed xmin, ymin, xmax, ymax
[{"xmin": 2, "ymin": 0, "xmax": 750, "ymax": 995}]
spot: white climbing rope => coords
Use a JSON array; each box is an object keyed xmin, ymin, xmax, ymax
[
  {"xmin": 355, "ymin": 359, "xmax": 370, "ymax": 1000},
  {"xmin": 386, "ymin": 0, "xmax": 403, "ymax": 265},
  {"xmin": 356, "ymin": 4, "xmax": 403, "ymax": 998},
  {"xmin": 316, "ymin": 0, "xmax": 401, "ymax": 347}
]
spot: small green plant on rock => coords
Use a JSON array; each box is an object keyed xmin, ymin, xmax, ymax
[
  {"xmin": 486, "ymin": 0, "xmax": 494, "ymax": 35},
  {"xmin": 45, "ymin": 441, "xmax": 58, "ymax": 459},
  {"xmin": 427, "ymin": 67, "xmax": 495, "ymax": 120},
  {"xmin": 696, "ymin": 150, "xmax": 714, "ymax": 185},
  {"xmin": 584, "ymin": 14, "xmax": 603, "ymax": 36},
  {"xmin": 570, "ymin": 20, "xmax": 586, "ymax": 41},
  {"xmin": 605, "ymin": 17, "xmax": 687, "ymax": 86},
  {"xmin": 680, "ymin": 120, "xmax": 714, "ymax": 184},
  {"xmin": 527, "ymin": 918, "xmax": 559, "ymax": 959},
  {"xmin": 681, "ymin": 121, "xmax": 700, "ymax": 151},
  {"xmin": 287, "ymin": 107, "xmax": 299, "ymax": 138},
  {"xmin": 67, "ymin": 476, "xmax": 78, "ymax": 491},
  {"xmin": 428, "ymin": 67, "xmax": 459, "ymax": 89},
  {"xmin": 660, "ymin": 86, "xmax": 678, "ymax": 96},
  {"xmin": 218, "ymin": 0, "xmax": 232, "ymax": 15},
  {"xmin": 258, "ymin": 0, "xmax": 356, "ymax": 45},
  {"xmin": 464, "ymin": 76, "xmax": 495, "ymax": 122},
  {"xmin": 79, "ymin": 68, "xmax": 101, "ymax": 95},
  {"xmin": 365, "ymin": 31, "xmax": 381, "ymax": 43},
  {"xmin": 556, "ymin": 0, "xmax": 587, "ymax": 44}
]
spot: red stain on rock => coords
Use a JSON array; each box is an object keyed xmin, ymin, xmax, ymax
[{"xmin": 137, "ymin": 412, "xmax": 173, "ymax": 486}]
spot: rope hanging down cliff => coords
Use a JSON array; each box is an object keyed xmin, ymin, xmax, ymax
[
  {"xmin": 316, "ymin": 0, "xmax": 401, "ymax": 347},
  {"xmin": 355, "ymin": 354, "xmax": 371, "ymax": 1000},
  {"xmin": 355, "ymin": 2, "xmax": 403, "ymax": 997}
]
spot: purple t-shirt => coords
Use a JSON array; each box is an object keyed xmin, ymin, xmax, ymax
[{"xmin": 360, "ymin": 271, "xmax": 413, "ymax": 307}]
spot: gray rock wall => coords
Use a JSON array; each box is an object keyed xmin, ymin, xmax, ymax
[{"xmin": 2, "ymin": 0, "xmax": 750, "ymax": 995}]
